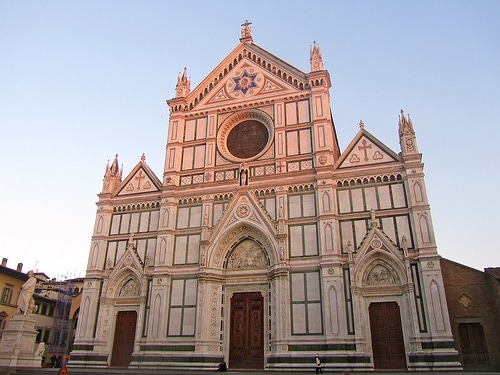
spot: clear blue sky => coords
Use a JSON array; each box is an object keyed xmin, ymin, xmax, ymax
[{"xmin": 1, "ymin": 1, "xmax": 498, "ymax": 279}]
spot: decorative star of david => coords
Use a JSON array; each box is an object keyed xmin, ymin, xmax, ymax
[{"xmin": 233, "ymin": 70, "xmax": 258, "ymax": 94}]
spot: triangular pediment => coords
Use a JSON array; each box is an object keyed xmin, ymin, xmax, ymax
[
  {"xmin": 116, "ymin": 160, "xmax": 162, "ymax": 196},
  {"xmin": 351, "ymin": 224, "xmax": 407, "ymax": 288},
  {"xmin": 336, "ymin": 129, "xmax": 401, "ymax": 169},
  {"xmin": 105, "ymin": 238, "xmax": 144, "ymax": 298},
  {"xmin": 182, "ymin": 41, "xmax": 310, "ymax": 111},
  {"xmin": 210, "ymin": 190, "xmax": 277, "ymax": 242},
  {"xmin": 354, "ymin": 224, "xmax": 403, "ymax": 264},
  {"xmin": 205, "ymin": 63, "xmax": 288, "ymax": 105},
  {"xmin": 203, "ymin": 60, "xmax": 296, "ymax": 105}
]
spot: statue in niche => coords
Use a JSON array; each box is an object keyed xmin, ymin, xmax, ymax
[
  {"xmin": 239, "ymin": 162, "xmax": 249, "ymax": 186},
  {"xmin": 401, "ymin": 236, "xmax": 408, "ymax": 257}
]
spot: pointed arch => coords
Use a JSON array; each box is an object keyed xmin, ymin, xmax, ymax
[
  {"xmin": 151, "ymin": 293, "xmax": 162, "ymax": 337},
  {"xmin": 208, "ymin": 223, "xmax": 278, "ymax": 269},
  {"xmin": 97, "ymin": 216, "xmax": 104, "ymax": 233},
  {"xmin": 430, "ymin": 280, "xmax": 445, "ymax": 331},
  {"xmin": 107, "ymin": 265, "xmax": 143, "ymax": 299},
  {"xmin": 119, "ymin": 278, "xmax": 140, "ymax": 297},
  {"xmin": 79, "ymin": 296, "xmax": 91, "ymax": 338},
  {"xmin": 91, "ymin": 243, "xmax": 99, "ymax": 268},
  {"xmin": 328, "ymin": 285, "xmax": 339, "ymax": 334},
  {"xmin": 324, "ymin": 223, "xmax": 333, "ymax": 252},
  {"xmin": 419, "ymin": 214, "xmax": 431, "ymax": 243},
  {"xmin": 352, "ymin": 234, "xmax": 407, "ymax": 289},
  {"xmin": 362, "ymin": 259, "xmax": 400, "ymax": 286},
  {"xmin": 162, "ymin": 207, "xmax": 170, "ymax": 227},
  {"xmin": 413, "ymin": 181, "xmax": 424, "ymax": 202},
  {"xmin": 159, "ymin": 237, "xmax": 167, "ymax": 264},
  {"xmin": 224, "ymin": 238, "xmax": 269, "ymax": 270},
  {"xmin": 322, "ymin": 191, "xmax": 331, "ymax": 212}
]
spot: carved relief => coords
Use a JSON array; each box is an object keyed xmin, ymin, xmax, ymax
[
  {"xmin": 210, "ymin": 286, "xmax": 219, "ymax": 337},
  {"xmin": 210, "ymin": 88, "xmax": 228, "ymax": 102},
  {"xmin": 365, "ymin": 264, "xmax": 397, "ymax": 286},
  {"xmin": 236, "ymin": 203, "xmax": 250, "ymax": 218},
  {"xmin": 349, "ymin": 154, "xmax": 360, "ymax": 163},
  {"xmin": 212, "ymin": 225, "xmax": 274, "ymax": 267},
  {"xmin": 371, "ymin": 238, "xmax": 382, "ymax": 249},
  {"xmin": 262, "ymin": 79, "xmax": 280, "ymax": 92},
  {"xmin": 119, "ymin": 279, "xmax": 139, "ymax": 297},
  {"xmin": 226, "ymin": 69, "xmax": 262, "ymax": 98},
  {"xmin": 227, "ymin": 239, "xmax": 268, "ymax": 269},
  {"xmin": 458, "ymin": 293, "xmax": 472, "ymax": 308}
]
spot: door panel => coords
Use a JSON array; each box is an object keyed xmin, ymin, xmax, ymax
[
  {"xmin": 458, "ymin": 323, "xmax": 490, "ymax": 370},
  {"xmin": 110, "ymin": 311, "xmax": 137, "ymax": 367},
  {"xmin": 229, "ymin": 292, "xmax": 264, "ymax": 369},
  {"xmin": 369, "ymin": 302, "xmax": 406, "ymax": 369}
]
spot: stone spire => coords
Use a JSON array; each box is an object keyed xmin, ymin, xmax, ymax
[
  {"xmin": 310, "ymin": 40, "xmax": 324, "ymax": 71},
  {"xmin": 102, "ymin": 154, "xmax": 122, "ymax": 194},
  {"xmin": 398, "ymin": 109, "xmax": 419, "ymax": 155},
  {"xmin": 240, "ymin": 20, "xmax": 253, "ymax": 42},
  {"xmin": 175, "ymin": 67, "xmax": 191, "ymax": 98}
]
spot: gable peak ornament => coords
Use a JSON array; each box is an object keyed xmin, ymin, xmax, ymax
[{"xmin": 240, "ymin": 20, "xmax": 253, "ymax": 42}]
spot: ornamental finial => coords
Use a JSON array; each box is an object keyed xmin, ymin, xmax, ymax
[{"xmin": 240, "ymin": 20, "xmax": 253, "ymax": 42}]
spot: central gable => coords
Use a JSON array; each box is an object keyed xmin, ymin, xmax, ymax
[
  {"xmin": 181, "ymin": 42, "xmax": 310, "ymax": 112},
  {"xmin": 206, "ymin": 62, "xmax": 287, "ymax": 105}
]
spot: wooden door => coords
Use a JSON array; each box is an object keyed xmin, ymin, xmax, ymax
[
  {"xmin": 458, "ymin": 323, "xmax": 490, "ymax": 370},
  {"xmin": 369, "ymin": 301, "xmax": 407, "ymax": 369},
  {"xmin": 229, "ymin": 292, "xmax": 264, "ymax": 369},
  {"xmin": 110, "ymin": 311, "xmax": 137, "ymax": 367}
]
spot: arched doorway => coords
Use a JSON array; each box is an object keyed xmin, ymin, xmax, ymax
[{"xmin": 210, "ymin": 223, "xmax": 277, "ymax": 370}]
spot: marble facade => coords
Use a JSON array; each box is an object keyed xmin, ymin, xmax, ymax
[{"xmin": 71, "ymin": 23, "xmax": 461, "ymax": 371}]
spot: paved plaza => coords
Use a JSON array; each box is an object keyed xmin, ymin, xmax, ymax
[{"xmin": 0, "ymin": 367, "xmax": 497, "ymax": 375}]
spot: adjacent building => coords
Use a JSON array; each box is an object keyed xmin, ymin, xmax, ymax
[
  {"xmin": 441, "ymin": 259, "xmax": 500, "ymax": 371},
  {"xmin": 0, "ymin": 258, "xmax": 27, "ymax": 335},
  {"xmin": 71, "ymin": 24, "xmax": 462, "ymax": 371},
  {"xmin": 0, "ymin": 259, "xmax": 82, "ymax": 367}
]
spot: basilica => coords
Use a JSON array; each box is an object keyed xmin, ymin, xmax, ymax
[{"xmin": 71, "ymin": 23, "xmax": 461, "ymax": 371}]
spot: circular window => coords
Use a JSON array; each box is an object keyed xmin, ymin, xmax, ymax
[
  {"xmin": 227, "ymin": 120, "xmax": 268, "ymax": 159},
  {"xmin": 218, "ymin": 110, "xmax": 274, "ymax": 162}
]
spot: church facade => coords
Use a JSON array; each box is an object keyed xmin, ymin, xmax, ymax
[{"xmin": 71, "ymin": 23, "xmax": 461, "ymax": 371}]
